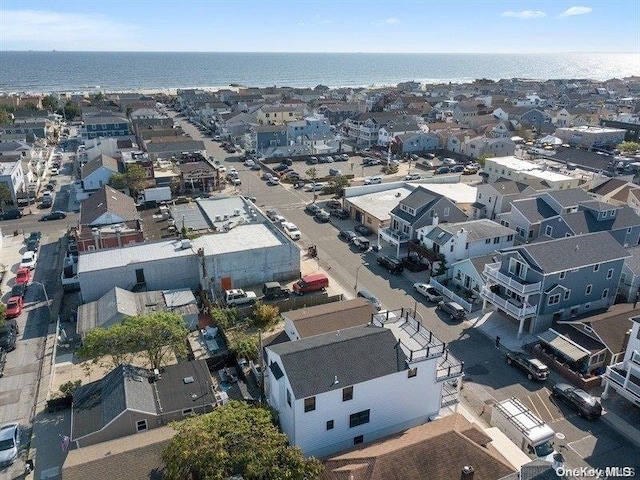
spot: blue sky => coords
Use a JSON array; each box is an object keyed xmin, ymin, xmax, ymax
[{"xmin": 1, "ymin": 0, "xmax": 637, "ymax": 53}]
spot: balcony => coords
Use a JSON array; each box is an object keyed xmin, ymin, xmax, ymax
[
  {"xmin": 483, "ymin": 263, "xmax": 541, "ymax": 295},
  {"xmin": 481, "ymin": 288, "xmax": 537, "ymax": 319},
  {"xmin": 605, "ymin": 359, "xmax": 640, "ymax": 404},
  {"xmin": 379, "ymin": 227, "xmax": 409, "ymax": 245},
  {"xmin": 436, "ymin": 349, "xmax": 464, "ymax": 382}
]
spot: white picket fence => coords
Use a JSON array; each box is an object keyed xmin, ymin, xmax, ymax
[{"xmin": 429, "ymin": 277, "xmax": 475, "ymax": 312}]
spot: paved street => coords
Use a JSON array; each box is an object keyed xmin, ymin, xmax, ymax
[{"xmin": 173, "ymin": 112, "xmax": 640, "ymax": 476}]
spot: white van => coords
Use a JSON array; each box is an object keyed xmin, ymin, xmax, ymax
[{"xmin": 305, "ymin": 182, "xmax": 325, "ymax": 192}]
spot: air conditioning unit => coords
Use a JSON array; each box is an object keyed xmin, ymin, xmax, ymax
[{"xmin": 233, "ymin": 209, "xmax": 240, "ymax": 216}]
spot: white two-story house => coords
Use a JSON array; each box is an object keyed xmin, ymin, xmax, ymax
[
  {"xmin": 264, "ymin": 309, "xmax": 463, "ymax": 458},
  {"xmin": 603, "ymin": 312, "xmax": 640, "ymax": 407},
  {"xmin": 417, "ymin": 218, "xmax": 516, "ymax": 265}
]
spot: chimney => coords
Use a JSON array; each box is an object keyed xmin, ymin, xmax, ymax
[
  {"xmin": 92, "ymin": 227, "xmax": 100, "ymax": 250},
  {"xmin": 432, "ymin": 214, "xmax": 439, "ymax": 226},
  {"xmin": 460, "ymin": 465, "xmax": 474, "ymax": 480}
]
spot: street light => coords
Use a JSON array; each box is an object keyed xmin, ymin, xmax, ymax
[
  {"xmin": 32, "ymin": 281, "xmax": 52, "ymax": 320},
  {"xmin": 354, "ymin": 262, "xmax": 369, "ymax": 293}
]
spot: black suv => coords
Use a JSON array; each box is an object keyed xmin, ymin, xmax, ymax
[
  {"xmin": 0, "ymin": 322, "xmax": 18, "ymax": 351},
  {"xmin": 377, "ymin": 255, "xmax": 404, "ymax": 274},
  {"xmin": 1, "ymin": 209, "xmax": 22, "ymax": 220}
]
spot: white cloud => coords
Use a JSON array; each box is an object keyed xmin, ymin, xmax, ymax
[
  {"xmin": 1, "ymin": 9, "xmax": 149, "ymax": 50},
  {"xmin": 386, "ymin": 17, "xmax": 401, "ymax": 25},
  {"xmin": 558, "ymin": 6, "xmax": 592, "ymax": 18},
  {"xmin": 501, "ymin": 10, "xmax": 547, "ymax": 19}
]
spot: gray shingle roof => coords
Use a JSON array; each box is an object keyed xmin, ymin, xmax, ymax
[
  {"xmin": 434, "ymin": 219, "xmax": 516, "ymax": 242},
  {"xmin": 400, "ymin": 187, "xmax": 437, "ymax": 210},
  {"xmin": 79, "ymin": 185, "xmax": 138, "ymax": 226},
  {"xmin": 559, "ymin": 205, "xmax": 640, "ymax": 236},
  {"xmin": 268, "ymin": 325, "xmax": 406, "ymax": 399},
  {"xmin": 511, "ymin": 197, "xmax": 557, "ymax": 223},
  {"xmin": 541, "ymin": 188, "xmax": 593, "ymax": 209},
  {"xmin": 81, "ymin": 154, "xmax": 120, "ymax": 180},
  {"xmin": 72, "ymin": 364, "xmax": 156, "ymax": 440},
  {"xmin": 520, "ymin": 231, "xmax": 629, "ymax": 273}
]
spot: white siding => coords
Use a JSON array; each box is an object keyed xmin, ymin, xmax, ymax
[{"xmin": 274, "ymin": 358, "xmax": 441, "ymax": 458}]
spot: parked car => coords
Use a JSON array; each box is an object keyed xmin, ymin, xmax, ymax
[
  {"xmin": 315, "ymin": 209, "xmax": 331, "ymax": 223},
  {"xmin": 15, "ymin": 267, "xmax": 31, "ymax": 286},
  {"xmin": 10, "ymin": 283, "xmax": 26, "ymax": 299},
  {"xmin": 329, "ymin": 168, "xmax": 342, "ymax": 176},
  {"xmin": 307, "ymin": 156, "xmax": 319, "ymax": 164},
  {"xmin": 377, "ymin": 255, "xmax": 404, "ymax": 274},
  {"xmin": 5, "ymin": 297, "xmax": 23, "ymax": 319},
  {"xmin": 40, "ymin": 211, "xmax": 66, "ymax": 221},
  {"xmin": 262, "ymin": 172, "xmax": 274, "ymax": 181},
  {"xmin": 0, "ymin": 209, "xmax": 22, "ymax": 220},
  {"xmin": 506, "ymin": 352, "xmax": 550, "ymax": 381},
  {"xmin": 357, "ymin": 289, "xmax": 382, "ymax": 311},
  {"xmin": 354, "ymin": 225, "xmax": 372, "ymax": 236},
  {"xmin": 266, "ymin": 210, "xmax": 278, "ymax": 221},
  {"xmin": 339, "ymin": 230, "xmax": 357, "ymax": 242},
  {"xmin": 0, "ymin": 348, "xmax": 6, "ymax": 378},
  {"xmin": 305, "ymin": 203, "xmax": 321, "ymax": 214},
  {"xmin": 435, "ymin": 166, "xmax": 451, "ymax": 175},
  {"xmin": 352, "ymin": 236, "xmax": 370, "ymax": 251},
  {"xmin": 331, "ymin": 209, "xmax": 349, "ymax": 219},
  {"xmin": 262, "ymin": 282, "xmax": 290, "ymax": 300},
  {"xmin": 326, "ymin": 199, "xmax": 342, "ymax": 209},
  {"xmin": 451, "ymin": 165, "xmax": 465, "ymax": 173},
  {"xmin": 26, "ymin": 237, "xmax": 39, "ymax": 252},
  {"xmin": 0, "ymin": 423, "xmax": 20, "ymax": 467},
  {"xmin": 436, "ymin": 301, "xmax": 466, "ymax": 322},
  {"xmin": 224, "ymin": 289, "xmax": 257, "ymax": 307},
  {"xmin": 50, "ymin": 167, "xmax": 59, "ymax": 175},
  {"xmin": 338, "ymin": 154, "xmax": 349, "ymax": 161},
  {"xmin": 20, "ymin": 251, "xmax": 37, "ymax": 270},
  {"xmin": 282, "ymin": 222, "xmax": 301, "ymax": 241},
  {"xmin": 267, "ymin": 177, "xmax": 280, "ymax": 186},
  {"xmin": 442, "ymin": 157, "xmax": 457, "ymax": 166},
  {"xmin": 305, "ymin": 182, "xmax": 325, "ymax": 192},
  {"xmin": 405, "ymin": 173, "xmax": 422, "ymax": 180},
  {"xmin": 413, "ymin": 283, "xmax": 443, "ymax": 302},
  {"xmin": 364, "ymin": 176, "xmax": 382, "ymax": 185},
  {"xmin": 0, "ymin": 323, "xmax": 17, "ymax": 352},
  {"xmin": 552, "ymin": 383, "xmax": 602, "ymax": 419},
  {"xmin": 463, "ymin": 165, "xmax": 479, "ymax": 175}
]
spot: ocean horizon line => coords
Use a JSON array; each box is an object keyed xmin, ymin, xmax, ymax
[{"xmin": 1, "ymin": 50, "xmax": 638, "ymax": 55}]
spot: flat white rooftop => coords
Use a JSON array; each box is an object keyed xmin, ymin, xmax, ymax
[
  {"xmin": 348, "ymin": 187, "xmax": 412, "ymax": 221},
  {"xmin": 192, "ymin": 223, "xmax": 284, "ymax": 255},
  {"xmin": 488, "ymin": 156, "xmax": 537, "ymax": 171},
  {"xmin": 417, "ymin": 182, "xmax": 478, "ymax": 204},
  {"xmin": 78, "ymin": 238, "xmax": 196, "ymax": 273}
]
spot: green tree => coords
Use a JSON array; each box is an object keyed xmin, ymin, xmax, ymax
[
  {"xmin": 0, "ymin": 302, "xmax": 6, "ymax": 326},
  {"xmin": 77, "ymin": 312, "xmax": 188, "ymax": 370},
  {"xmin": 0, "ymin": 108, "xmax": 13, "ymax": 126},
  {"xmin": 251, "ymin": 301, "xmax": 280, "ymax": 329},
  {"xmin": 305, "ymin": 167, "xmax": 318, "ymax": 182},
  {"xmin": 57, "ymin": 101, "xmax": 81, "ymax": 120},
  {"xmin": 325, "ymin": 175, "xmax": 350, "ymax": 196},
  {"xmin": 476, "ymin": 154, "xmax": 494, "ymax": 168},
  {"xmin": 109, "ymin": 164, "xmax": 148, "ymax": 196},
  {"xmin": 42, "ymin": 95, "xmax": 59, "ymax": 112},
  {"xmin": 618, "ymin": 141, "xmax": 640, "ymax": 153},
  {"xmin": 0, "ymin": 183, "xmax": 13, "ymax": 207},
  {"xmin": 162, "ymin": 401, "xmax": 323, "ymax": 480}
]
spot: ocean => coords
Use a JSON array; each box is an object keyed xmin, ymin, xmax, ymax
[{"xmin": 1, "ymin": 51, "xmax": 639, "ymax": 94}]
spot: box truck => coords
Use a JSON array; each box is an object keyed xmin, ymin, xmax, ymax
[
  {"xmin": 137, "ymin": 186, "xmax": 172, "ymax": 204},
  {"xmin": 490, "ymin": 397, "xmax": 557, "ymax": 463}
]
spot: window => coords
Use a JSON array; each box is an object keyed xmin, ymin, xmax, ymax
[
  {"xmin": 349, "ymin": 409, "xmax": 370, "ymax": 428},
  {"xmin": 493, "ymin": 237, "xmax": 500, "ymax": 244},
  {"xmin": 326, "ymin": 420, "xmax": 334, "ymax": 430},
  {"xmin": 593, "ymin": 264, "xmax": 600, "ymax": 272},
  {"xmin": 602, "ymin": 289, "xmax": 609, "ymax": 299},
  {"xmin": 586, "ymin": 284, "xmax": 592, "ymax": 295},
  {"xmin": 548, "ymin": 294, "xmax": 561, "ymax": 306},
  {"xmin": 602, "ymin": 210, "xmax": 608, "ymax": 218},
  {"xmin": 444, "ymin": 207, "xmax": 450, "ymax": 217},
  {"xmin": 465, "ymin": 243, "xmax": 469, "ymax": 250},
  {"xmin": 559, "ymin": 271, "xmax": 566, "ymax": 280},
  {"xmin": 450, "ymin": 245, "xmax": 454, "ymax": 252},
  {"xmin": 607, "ymin": 268, "xmax": 614, "ymax": 279},
  {"xmin": 304, "ymin": 396, "xmax": 316, "ymax": 412},
  {"xmin": 628, "ymin": 227, "xmax": 633, "ymax": 234},
  {"xmin": 545, "ymin": 225, "xmax": 553, "ymax": 236},
  {"xmin": 485, "ymin": 238, "xmax": 491, "ymax": 244},
  {"xmin": 342, "ymin": 386, "xmax": 353, "ymax": 402},
  {"xmin": 408, "ymin": 367, "xmax": 417, "ymax": 378},
  {"xmin": 507, "ymin": 235, "xmax": 514, "ymax": 241},
  {"xmin": 182, "ymin": 408, "xmax": 194, "ymax": 416},
  {"xmin": 136, "ymin": 420, "xmax": 148, "ymax": 432},
  {"xmin": 353, "ymin": 435, "xmax": 364, "ymax": 445},
  {"xmin": 287, "ymin": 389, "xmax": 291, "ymax": 407}
]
